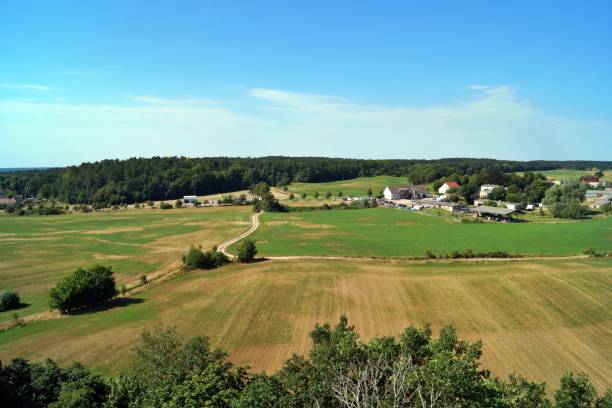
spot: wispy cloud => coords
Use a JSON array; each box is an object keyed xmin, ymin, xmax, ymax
[
  {"xmin": 249, "ymin": 88, "xmax": 353, "ymax": 113},
  {"xmin": 0, "ymin": 83, "xmax": 52, "ymax": 91},
  {"xmin": 1, "ymin": 86, "xmax": 610, "ymax": 166}
]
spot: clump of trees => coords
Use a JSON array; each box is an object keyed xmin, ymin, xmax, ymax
[
  {"xmin": 0, "ymin": 289, "xmax": 20, "ymax": 312},
  {"xmin": 49, "ymin": 265, "xmax": 118, "ymax": 313},
  {"xmin": 424, "ymin": 249, "xmax": 516, "ymax": 260},
  {"xmin": 0, "ymin": 358, "xmax": 109, "ymax": 407},
  {"xmin": 543, "ymin": 182, "xmax": 589, "ymax": 219},
  {"xmin": 3, "ymin": 317, "xmax": 611, "ymax": 407},
  {"xmin": 159, "ymin": 202, "xmax": 173, "ymax": 209},
  {"xmin": 182, "ymin": 245, "xmax": 229, "ymax": 270},
  {"xmin": 236, "ymin": 240, "xmax": 257, "ymax": 263}
]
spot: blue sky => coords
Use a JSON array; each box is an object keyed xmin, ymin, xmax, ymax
[{"xmin": 1, "ymin": 1, "xmax": 611, "ymax": 167}]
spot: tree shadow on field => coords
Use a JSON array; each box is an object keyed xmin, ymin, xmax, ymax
[{"xmin": 69, "ymin": 297, "xmax": 144, "ymax": 316}]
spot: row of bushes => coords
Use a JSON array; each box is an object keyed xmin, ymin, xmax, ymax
[
  {"xmin": 424, "ymin": 249, "xmax": 517, "ymax": 259},
  {"xmin": 182, "ymin": 240, "xmax": 258, "ymax": 270}
]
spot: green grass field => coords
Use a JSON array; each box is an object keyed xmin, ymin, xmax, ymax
[
  {"xmin": 515, "ymin": 169, "xmax": 612, "ymax": 182},
  {"xmin": 0, "ymin": 207, "xmax": 251, "ymax": 321},
  {"xmin": 241, "ymin": 208, "xmax": 611, "ymax": 258},
  {"xmin": 286, "ymin": 175, "xmax": 409, "ymax": 197},
  {"xmin": 0, "ymin": 258, "xmax": 610, "ymax": 391}
]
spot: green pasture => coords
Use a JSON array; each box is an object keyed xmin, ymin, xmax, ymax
[
  {"xmin": 516, "ymin": 169, "xmax": 611, "ymax": 182},
  {"xmin": 242, "ymin": 208, "xmax": 611, "ymax": 258},
  {"xmin": 0, "ymin": 207, "xmax": 251, "ymax": 321},
  {"xmin": 286, "ymin": 175, "xmax": 409, "ymax": 197}
]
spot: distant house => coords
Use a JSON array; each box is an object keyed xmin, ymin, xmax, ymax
[
  {"xmin": 438, "ymin": 181, "xmax": 460, "ymax": 194},
  {"xmin": 479, "ymin": 184, "xmax": 501, "ymax": 200},
  {"xmin": 580, "ymin": 176, "xmax": 602, "ymax": 188},
  {"xmin": 183, "ymin": 195, "xmax": 198, "ymax": 204},
  {"xmin": 383, "ymin": 185, "xmax": 431, "ymax": 200},
  {"xmin": 0, "ymin": 190, "xmax": 21, "ymax": 205}
]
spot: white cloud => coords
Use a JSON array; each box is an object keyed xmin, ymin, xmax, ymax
[
  {"xmin": 0, "ymin": 83, "xmax": 52, "ymax": 91},
  {"xmin": 0, "ymin": 86, "xmax": 610, "ymax": 166},
  {"xmin": 249, "ymin": 88, "xmax": 353, "ymax": 113}
]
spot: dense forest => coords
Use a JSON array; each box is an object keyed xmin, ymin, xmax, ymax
[{"xmin": 0, "ymin": 157, "xmax": 609, "ymax": 206}]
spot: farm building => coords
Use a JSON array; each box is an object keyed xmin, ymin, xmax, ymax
[
  {"xmin": 438, "ymin": 181, "xmax": 460, "ymax": 194},
  {"xmin": 383, "ymin": 185, "xmax": 431, "ymax": 200},
  {"xmin": 479, "ymin": 184, "xmax": 501, "ymax": 199},
  {"xmin": 183, "ymin": 195, "xmax": 198, "ymax": 204},
  {"xmin": 0, "ymin": 191, "xmax": 21, "ymax": 204},
  {"xmin": 591, "ymin": 197, "xmax": 612, "ymax": 209},
  {"xmin": 585, "ymin": 189, "xmax": 612, "ymax": 199},
  {"xmin": 469, "ymin": 205, "xmax": 516, "ymax": 221},
  {"xmin": 505, "ymin": 202, "xmax": 524, "ymax": 210},
  {"xmin": 580, "ymin": 176, "xmax": 604, "ymax": 188}
]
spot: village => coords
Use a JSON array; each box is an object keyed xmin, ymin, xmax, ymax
[{"xmin": 380, "ymin": 175, "xmax": 611, "ymax": 222}]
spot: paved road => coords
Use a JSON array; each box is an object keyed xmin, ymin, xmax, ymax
[{"xmin": 218, "ymin": 211, "xmax": 262, "ymax": 258}]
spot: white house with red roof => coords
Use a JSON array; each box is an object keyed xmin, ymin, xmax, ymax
[{"xmin": 438, "ymin": 181, "xmax": 460, "ymax": 194}]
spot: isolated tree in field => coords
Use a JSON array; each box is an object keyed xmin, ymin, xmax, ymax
[
  {"xmin": 236, "ymin": 240, "xmax": 257, "ymax": 263},
  {"xmin": 337, "ymin": 191, "xmax": 343, "ymax": 197},
  {"xmin": 367, "ymin": 188, "xmax": 372, "ymax": 196},
  {"xmin": 160, "ymin": 202, "xmax": 173, "ymax": 210},
  {"xmin": 325, "ymin": 191, "xmax": 332, "ymax": 199},
  {"xmin": 289, "ymin": 193, "xmax": 295, "ymax": 200},
  {"xmin": 314, "ymin": 191, "xmax": 320, "ymax": 199},
  {"xmin": 175, "ymin": 199, "xmax": 183, "ymax": 208},
  {"xmin": 0, "ymin": 289, "xmax": 20, "ymax": 312},
  {"xmin": 250, "ymin": 182, "xmax": 270, "ymax": 198},
  {"xmin": 594, "ymin": 170, "xmax": 604, "ymax": 178},
  {"xmin": 301, "ymin": 192, "xmax": 307, "ymax": 199},
  {"xmin": 49, "ymin": 265, "xmax": 117, "ymax": 313}
]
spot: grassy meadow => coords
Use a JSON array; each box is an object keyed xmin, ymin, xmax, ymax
[
  {"xmin": 0, "ymin": 258, "xmax": 610, "ymax": 391},
  {"xmin": 286, "ymin": 175, "xmax": 409, "ymax": 197},
  {"xmin": 515, "ymin": 169, "xmax": 612, "ymax": 182},
  {"xmin": 241, "ymin": 208, "xmax": 611, "ymax": 258},
  {"xmin": 0, "ymin": 206, "xmax": 251, "ymax": 321}
]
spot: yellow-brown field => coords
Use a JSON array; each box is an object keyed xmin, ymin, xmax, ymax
[{"xmin": 1, "ymin": 257, "xmax": 610, "ymax": 391}]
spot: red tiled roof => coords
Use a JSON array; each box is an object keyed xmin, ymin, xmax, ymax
[{"xmin": 446, "ymin": 181, "xmax": 460, "ymax": 188}]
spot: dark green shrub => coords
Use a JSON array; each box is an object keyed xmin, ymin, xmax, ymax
[
  {"xmin": 49, "ymin": 265, "xmax": 118, "ymax": 313},
  {"xmin": 236, "ymin": 240, "xmax": 257, "ymax": 263},
  {"xmin": 160, "ymin": 202, "xmax": 173, "ymax": 210},
  {"xmin": 182, "ymin": 245, "xmax": 229, "ymax": 270},
  {"xmin": 0, "ymin": 289, "xmax": 20, "ymax": 312}
]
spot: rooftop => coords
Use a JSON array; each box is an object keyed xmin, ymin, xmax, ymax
[{"xmin": 469, "ymin": 206, "xmax": 515, "ymax": 216}]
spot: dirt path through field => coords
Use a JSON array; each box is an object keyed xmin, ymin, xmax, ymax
[{"xmin": 218, "ymin": 211, "xmax": 262, "ymax": 258}]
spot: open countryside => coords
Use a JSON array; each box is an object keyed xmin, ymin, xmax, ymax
[
  {"xmin": 2, "ymin": 2, "xmax": 612, "ymax": 403},
  {"xmin": 241, "ymin": 207, "xmax": 611, "ymax": 258},
  {"xmin": 0, "ymin": 207, "xmax": 251, "ymax": 321},
  {"xmin": 1, "ymin": 257, "xmax": 610, "ymax": 392}
]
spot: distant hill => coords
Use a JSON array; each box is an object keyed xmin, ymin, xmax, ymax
[{"xmin": 0, "ymin": 167, "xmax": 51, "ymax": 172}]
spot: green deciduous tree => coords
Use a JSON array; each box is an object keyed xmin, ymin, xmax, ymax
[
  {"xmin": 0, "ymin": 289, "xmax": 20, "ymax": 312},
  {"xmin": 49, "ymin": 265, "xmax": 117, "ymax": 313},
  {"xmin": 236, "ymin": 240, "xmax": 257, "ymax": 263}
]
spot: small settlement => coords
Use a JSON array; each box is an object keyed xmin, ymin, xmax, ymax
[{"xmin": 381, "ymin": 183, "xmax": 529, "ymax": 222}]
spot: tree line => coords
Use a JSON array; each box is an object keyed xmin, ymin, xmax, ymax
[
  {"xmin": 1, "ymin": 317, "xmax": 610, "ymax": 407},
  {"xmin": 1, "ymin": 157, "xmax": 609, "ymax": 206}
]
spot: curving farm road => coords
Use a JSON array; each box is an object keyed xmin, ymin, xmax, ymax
[{"xmin": 218, "ymin": 211, "xmax": 262, "ymax": 258}]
